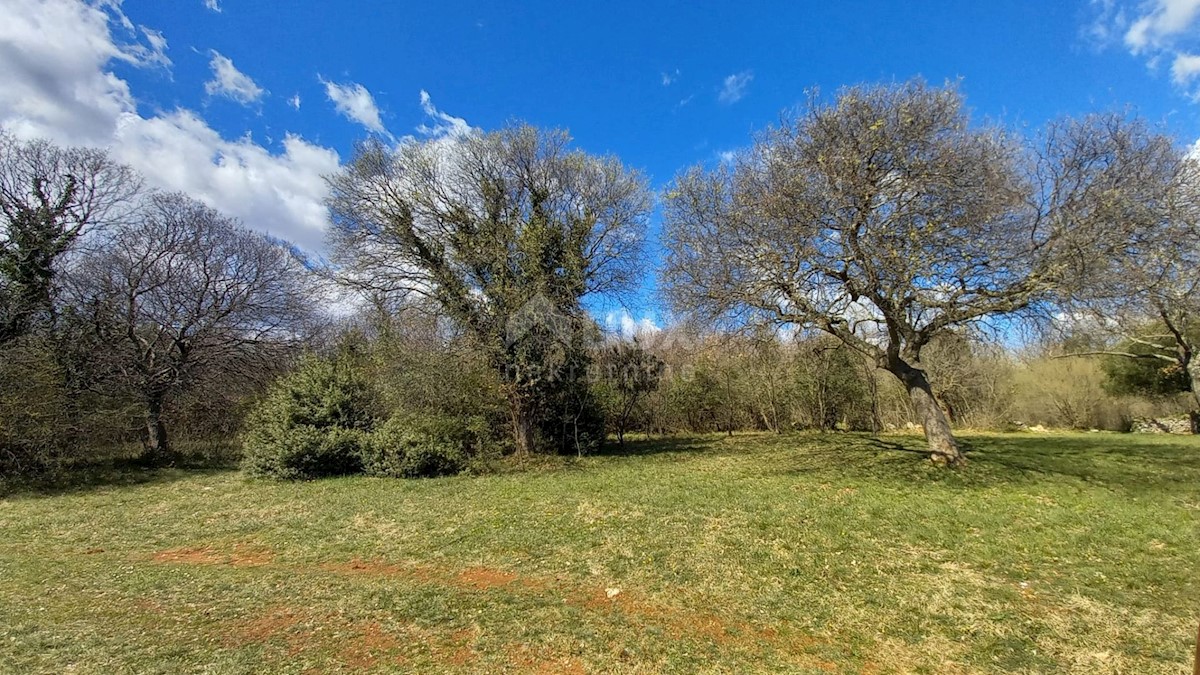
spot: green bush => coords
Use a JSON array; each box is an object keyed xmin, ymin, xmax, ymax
[
  {"xmin": 360, "ymin": 413, "xmax": 484, "ymax": 478},
  {"xmin": 241, "ymin": 354, "xmax": 379, "ymax": 480}
]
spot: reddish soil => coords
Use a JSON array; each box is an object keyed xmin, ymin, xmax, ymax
[
  {"xmin": 143, "ymin": 542, "xmax": 839, "ymax": 671},
  {"xmin": 151, "ymin": 543, "xmax": 272, "ymax": 566},
  {"xmin": 456, "ymin": 566, "xmax": 518, "ymax": 589}
]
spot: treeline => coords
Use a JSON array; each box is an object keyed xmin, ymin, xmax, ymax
[{"xmin": 3, "ymin": 78, "xmax": 1198, "ymax": 480}]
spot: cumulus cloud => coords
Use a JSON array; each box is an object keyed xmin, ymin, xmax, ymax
[
  {"xmin": 204, "ymin": 50, "xmax": 265, "ymax": 105},
  {"xmin": 0, "ymin": 0, "xmax": 339, "ymax": 252},
  {"xmin": 1091, "ymin": 0, "xmax": 1200, "ymax": 98},
  {"xmin": 288, "ymin": 93, "xmax": 301, "ymax": 110},
  {"xmin": 321, "ymin": 77, "xmax": 387, "ymax": 134},
  {"xmin": 718, "ymin": 70, "xmax": 753, "ymax": 104},
  {"xmin": 661, "ymin": 69, "xmax": 679, "ymax": 86},
  {"xmin": 1124, "ymin": 0, "xmax": 1200, "ymax": 52},
  {"xmin": 203, "ymin": 0, "xmax": 221, "ymax": 12}
]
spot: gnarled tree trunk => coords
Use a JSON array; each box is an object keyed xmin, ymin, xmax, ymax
[{"xmin": 889, "ymin": 358, "xmax": 964, "ymax": 467}]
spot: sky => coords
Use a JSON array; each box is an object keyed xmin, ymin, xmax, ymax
[{"xmin": 2, "ymin": 0, "xmax": 1200, "ymax": 332}]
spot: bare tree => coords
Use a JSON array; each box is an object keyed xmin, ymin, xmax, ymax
[
  {"xmin": 1052, "ymin": 123, "xmax": 1200, "ymax": 430},
  {"xmin": 66, "ymin": 193, "xmax": 314, "ymax": 463},
  {"xmin": 662, "ymin": 81, "xmax": 1161, "ymax": 465},
  {"xmin": 327, "ymin": 124, "xmax": 651, "ymax": 454},
  {"xmin": 0, "ymin": 133, "xmax": 140, "ymax": 343}
]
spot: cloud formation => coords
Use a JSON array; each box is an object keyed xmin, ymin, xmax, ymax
[
  {"xmin": 1092, "ymin": 0, "xmax": 1200, "ymax": 98},
  {"xmin": 204, "ymin": 50, "xmax": 265, "ymax": 105},
  {"xmin": 718, "ymin": 70, "xmax": 753, "ymax": 104},
  {"xmin": 203, "ymin": 0, "xmax": 220, "ymax": 12},
  {"xmin": 321, "ymin": 77, "xmax": 387, "ymax": 134},
  {"xmin": 0, "ymin": 0, "xmax": 339, "ymax": 252}
]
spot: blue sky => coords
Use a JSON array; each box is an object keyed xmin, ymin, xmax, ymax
[{"xmin": 3, "ymin": 0, "xmax": 1200, "ymax": 329}]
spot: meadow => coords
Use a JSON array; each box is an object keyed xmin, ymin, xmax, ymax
[{"xmin": 2, "ymin": 431, "xmax": 1198, "ymax": 674}]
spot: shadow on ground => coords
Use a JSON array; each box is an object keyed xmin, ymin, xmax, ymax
[
  {"xmin": 763, "ymin": 430, "xmax": 1200, "ymax": 495},
  {"xmin": 0, "ymin": 456, "xmax": 240, "ymax": 500}
]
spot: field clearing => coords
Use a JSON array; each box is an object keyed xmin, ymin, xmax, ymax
[{"xmin": 2, "ymin": 431, "xmax": 1199, "ymax": 673}]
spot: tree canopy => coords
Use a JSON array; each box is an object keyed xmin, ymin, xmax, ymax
[
  {"xmin": 327, "ymin": 124, "xmax": 652, "ymax": 454},
  {"xmin": 663, "ymin": 80, "xmax": 1180, "ymax": 464}
]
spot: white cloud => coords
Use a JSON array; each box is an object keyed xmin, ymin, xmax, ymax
[
  {"xmin": 1172, "ymin": 51, "xmax": 1200, "ymax": 88},
  {"xmin": 0, "ymin": 0, "xmax": 339, "ymax": 253},
  {"xmin": 1124, "ymin": 0, "xmax": 1200, "ymax": 51},
  {"xmin": 204, "ymin": 50, "xmax": 264, "ymax": 105},
  {"xmin": 111, "ymin": 113, "xmax": 339, "ymax": 251},
  {"xmin": 1093, "ymin": 0, "xmax": 1200, "ymax": 98},
  {"xmin": 203, "ymin": 0, "xmax": 221, "ymax": 12},
  {"xmin": 288, "ymin": 93, "xmax": 301, "ymax": 110},
  {"xmin": 718, "ymin": 70, "xmax": 753, "ymax": 104},
  {"xmin": 321, "ymin": 77, "xmax": 387, "ymax": 134},
  {"xmin": 604, "ymin": 310, "xmax": 661, "ymax": 339},
  {"xmin": 417, "ymin": 90, "xmax": 472, "ymax": 138},
  {"xmin": 661, "ymin": 69, "xmax": 679, "ymax": 86}
]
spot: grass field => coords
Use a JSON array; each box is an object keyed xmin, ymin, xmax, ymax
[{"xmin": 1, "ymin": 431, "xmax": 1199, "ymax": 674}]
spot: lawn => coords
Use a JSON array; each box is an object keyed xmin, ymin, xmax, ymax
[{"xmin": 1, "ymin": 431, "xmax": 1199, "ymax": 674}]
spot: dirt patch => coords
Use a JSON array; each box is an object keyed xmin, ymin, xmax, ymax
[
  {"xmin": 226, "ymin": 606, "xmax": 410, "ymax": 670},
  {"xmin": 456, "ymin": 566, "xmax": 518, "ymax": 590},
  {"xmin": 151, "ymin": 543, "xmax": 273, "ymax": 567}
]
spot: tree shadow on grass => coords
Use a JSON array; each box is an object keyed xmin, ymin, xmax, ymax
[
  {"xmin": 0, "ymin": 455, "xmax": 240, "ymax": 500},
  {"xmin": 592, "ymin": 435, "xmax": 723, "ymax": 458},
  {"xmin": 775, "ymin": 431, "xmax": 1200, "ymax": 496}
]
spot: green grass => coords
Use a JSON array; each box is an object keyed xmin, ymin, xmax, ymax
[{"xmin": 2, "ymin": 431, "xmax": 1199, "ymax": 674}]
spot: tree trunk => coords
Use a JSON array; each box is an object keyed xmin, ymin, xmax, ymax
[
  {"xmin": 1188, "ymin": 359, "xmax": 1200, "ymax": 435},
  {"xmin": 140, "ymin": 393, "xmax": 174, "ymax": 465},
  {"xmin": 509, "ymin": 394, "xmax": 537, "ymax": 455},
  {"xmin": 890, "ymin": 360, "xmax": 965, "ymax": 467}
]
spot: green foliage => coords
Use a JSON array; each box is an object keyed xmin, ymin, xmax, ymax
[
  {"xmin": 359, "ymin": 413, "xmax": 483, "ymax": 478},
  {"xmin": 241, "ymin": 353, "xmax": 379, "ymax": 480},
  {"xmin": 792, "ymin": 338, "xmax": 873, "ymax": 431},
  {"xmin": 0, "ymin": 339, "xmax": 75, "ymax": 474},
  {"xmin": 597, "ymin": 340, "xmax": 664, "ymax": 442},
  {"xmin": 1100, "ymin": 327, "xmax": 1193, "ymax": 398}
]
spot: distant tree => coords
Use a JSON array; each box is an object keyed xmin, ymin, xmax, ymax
[
  {"xmin": 793, "ymin": 335, "xmax": 871, "ymax": 432},
  {"xmin": 66, "ymin": 193, "xmax": 313, "ymax": 463},
  {"xmin": 327, "ymin": 124, "xmax": 651, "ymax": 454},
  {"xmin": 598, "ymin": 340, "xmax": 664, "ymax": 447},
  {"xmin": 663, "ymin": 81, "xmax": 1169, "ymax": 465},
  {"xmin": 1097, "ymin": 323, "xmax": 1194, "ymax": 400},
  {"xmin": 0, "ymin": 133, "xmax": 140, "ymax": 343}
]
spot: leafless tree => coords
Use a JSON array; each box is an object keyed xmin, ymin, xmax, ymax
[
  {"xmin": 327, "ymin": 124, "xmax": 651, "ymax": 454},
  {"xmin": 662, "ymin": 80, "xmax": 1164, "ymax": 465},
  {"xmin": 65, "ymin": 193, "xmax": 314, "ymax": 462},
  {"xmin": 0, "ymin": 133, "xmax": 141, "ymax": 343},
  {"xmin": 1051, "ymin": 121, "xmax": 1200, "ymax": 430}
]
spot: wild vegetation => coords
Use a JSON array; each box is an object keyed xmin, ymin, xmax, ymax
[{"xmin": 2, "ymin": 78, "xmax": 1199, "ymax": 672}]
